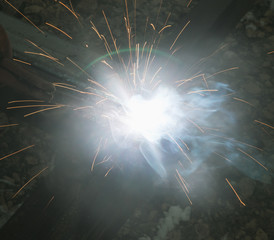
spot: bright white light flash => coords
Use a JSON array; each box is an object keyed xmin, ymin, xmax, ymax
[{"xmin": 116, "ymin": 87, "xmax": 183, "ymax": 142}]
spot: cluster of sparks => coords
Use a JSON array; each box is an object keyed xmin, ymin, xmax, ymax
[{"xmin": 1, "ymin": 0, "xmax": 274, "ymax": 208}]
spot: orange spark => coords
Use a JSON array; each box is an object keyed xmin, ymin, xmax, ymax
[
  {"xmin": 150, "ymin": 67, "xmax": 162, "ymax": 84},
  {"xmin": 209, "ymin": 134, "xmax": 263, "ymax": 151},
  {"xmin": 25, "ymin": 39, "xmax": 62, "ymax": 65},
  {"xmin": 225, "ymin": 178, "xmax": 246, "ymax": 206},
  {"xmin": 158, "ymin": 25, "xmax": 172, "ymax": 34},
  {"xmin": 91, "ymin": 139, "xmax": 102, "ymax": 172},
  {"xmin": 151, "ymin": 79, "xmax": 162, "ymax": 90},
  {"xmin": 141, "ymin": 41, "xmax": 147, "ymax": 60},
  {"xmin": 102, "ymin": 10, "xmax": 127, "ymax": 77},
  {"xmin": 24, "ymin": 51, "xmax": 63, "ymax": 66},
  {"xmin": 201, "ymin": 73, "xmax": 209, "ymax": 89},
  {"xmin": 0, "ymin": 144, "xmax": 35, "ymax": 161},
  {"xmin": 43, "ymin": 195, "xmax": 55, "ymax": 211},
  {"xmin": 178, "ymin": 160, "xmax": 185, "ymax": 169},
  {"xmin": 58, "ymin": 1, "xmax": 79, "ymax": 21},
  {"xmin": 53, "ymin": 82, "xmax": 76, "ymax": 88},
  {"xmin": 186, "ymin": 118, "xmax": 204, "ymax": 133},
  {"xmin": 254, "ymin": 120, "xmax": 274, "ymax": 130},
  {"xmin": 12, "ymin": 58, "xmax": 31, "ymax": 65},
  {"xmin": 187, "ymin": 0, "xmax": 193, "ymax": 7},
  {"xmin": 233, "ymin": 97, "xmax": 254, "ymax": 107},
  {"xmin": 87, "ymin": 79, "xmax": 112, "ymax": 95},
  {"xmin": 96, "ymin": 98, "xmax": 108, "ymax": 105},
  {"xmin": 0, "ymin": 123, "xmax": 18, "ymax": 128},
  {"xmin": 267, "ymin": 50, "xmax": 274, "ymax": 54},
  {"xmin": 132, "ymin": 62, "xmax": 137, "ymax": 88},
  {"xmin": 176, "ymin": 169, "xmax": 190, "ymax": 193},
  {"xmin": 237, "ymin": 148, "xmax": 268, "ymax": 171},
  {"xmin": 213, "ymin": 152, "xmax": 231, "ymax": 162},
  {"xmin": 104, "ymin": 166, "xmax": 114, "ymax": 177},
  {"xmin": 68, "ymin": 0, "xmax": 80, "ymax": 24},
  {"xmin": 54, "ymin": 84, "xmax": 103, "ymax": 97},
  {"xmin": 8, "ymin": 99, "xmax": 44, "ymax": 104},
  {"xmin": 150, "ymin": 23, "xmax": 156, "ymax": 31},
  {"xmin": 203, "ymin": 127, "xmax": 221, "ymax": 132},
  {"xmin": 261, "ymin": 127, "xmax": 271, "ymax": 137},
  {"xmin": 24, "ymin": 105, "xmax": 65, "ymax": 117},
  {"xmin": 101, "ymin": 60, "xmax": 113, "ymax": 69},
  {"xmin": 176, "ymin": 79, "xmax": 192, "ymax": 88},
  {"xmin": 142, "ymin": 44, "xmax": 154, "ymax": 83},
  {"xmin": 7, "ymin": 104, "xmax": 60, "ymax": 110},
  {"xmin": 73, "ymin": 106, "xmax": 93, "ymax": 111},
  {"xmin": 45, "ymin": 22, "xmax": 72, "ymax": 39},
  {"xmin": 102, "ymin": 10, "xmax": 119, "ymax": 57},
  {"xmin": 175, "ymin": 174, "xmax": 192, "ymax": 205},
  {"xmin": 168, "ymin": 134, "xmax": 192, "ymax": 163},
  {"xmin": 187, "ymin": 89, "xmax": 218, "ymax": 94},
  {"xmin": 4, "ymin": 0, "xmax": 44, "ymax": 34},
  {"xmin": 176, "ymin": 73, "xmax": 204, "ymax": 83},
  {"xmin": 180, "ymin": 139, "xmax": 190, "ymax": 151},
  {"xmin": 124, "ymin": 0, "xmax": 130, "ymax": 30},
  {"xmin": 12, "ymin": 166, "xmax": 48, "ymax": 199},
  {"xmin": 66, "ymin": 57, "xmax": 91, "ymax": 78},
  {"xmin": 170, "ymin": 20, "xmax": 190, "ymax": 50},
  {"xmin": 205, "ymin": 67, "xmax": 239, "ymax": 80},
  {"xmin": 96, "ymin": 155, "xmax": 112, "ymax": 166},
  {"xmin": 136, "ymin": 43, "xmax": 140, "ymax": 70},
  {"xmin": 101, "ymin": 34, "xmax": 113, "ymax": 59},
  {"xmin": 90, "ymin": 21, "xmax": 102, "ymax": 39},
  {"xmin": 24, "ymin": 51, "xmax": 57, "ymax": 60},
  {"xmin": 134, "ymin": 0, "xmax": 137, "ymax": 42}
]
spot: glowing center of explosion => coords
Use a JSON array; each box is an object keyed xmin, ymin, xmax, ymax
[
  {"xmin": 126, "ymin": 95, "xmax": 169, "ymax": 141},
  {"xmin": 113, "ymin": 87, "xmax": 182, "ymax": 143}
]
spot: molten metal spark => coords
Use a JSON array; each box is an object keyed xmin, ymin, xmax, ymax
[
  {"xmin": 12, "ymin": 58, "xmax": 31, "ymax": 65},
  {"xmin": 12, "ymin": 166, "xmax": 48, "ymax": 199},
  {"xmin": 0, "ymin": 123, "xmax": 19, "ymax": 128},
  {"xmin": 226, "ymin": 178, "xmax": 246, "ymax": 206},
  {"xmin": 0, "ymin": 145, "xmax": 35, "ymax": 161},
  {"xmin": 254, "ymin": 120, "xmax": 274, "ymax": 130},
  {"xmin": 45, "ymin": 22, "xmax": 73, "ymax": 39},
  {"xmin": 4, "ymin": 0, "xmax": 44, "ymax": 34}
]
